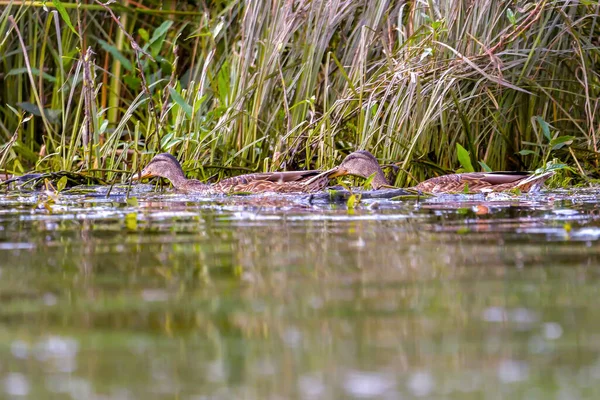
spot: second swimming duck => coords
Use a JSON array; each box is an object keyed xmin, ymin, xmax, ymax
[
  {"xmin": 329, "ymin": 153, "xmax": 553, "ymax": 194},
  {"xmin": 412, "ymin": 171, "xmax": 554, "ymax": 194}
]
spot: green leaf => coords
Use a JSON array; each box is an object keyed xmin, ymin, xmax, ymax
[
  {"xmin": 169, "ymin": 87, "xmax": 193, "ymax": 119},
  {"xmin": 6, "ymin": 104, "xmax": 20, "ymax": 117},
  {"xmin": 506, "ymin": 8, "xmax": 516, "ymax": 25},
  {"xmin": 419, "ymin": 47, "xmax": 433, "ymax": 62},
  {"xmin": 126, "ymin": 197, "xmax": 139, "ymax": 207},
  {"xmin": 193, "ymin": 94, "xmax": 208, "ymax": 115},
  {"xmin": 518, "ymin": 149, "xmax": 538, "ymax": 156},
  {"xmin": 56, "ymin": 176, "xmax": 68, "ymax": 192},
  {"xmin": 53, "ymin": 0, "xmax": 79, "ymax": 37},
  {"xmin": 98, "ymin": 39, "xmax": 133, "ymax": 71},
  {"xmin": 150, "ymin": 21, "xmax": 173, "ymax": 45},
  {"xmin": 138, "ymin": 28, "xmax": 149, "ymax": 42},
  {"xmin": 478, "ymin": 161, "xmax": 492, "ymax": 172},
  {"xmin": 149, "ymin": 21, "xmax": 173, "ymax": 56},
  {"xmin": 123, "ymin": 75, "xmax": 141, "ymax": 91},
  {"xmin": 125, "ymin": 212, "xmax": 138, "ymax": 231},
  {"xmin": 549, "ymin": 135, "xmax": 575, "ymax": 150},
  {"xmin": 536, "ymin": 162, "xmax": 570, "ymax": 174},
  {"xmin": 456, "ymin": 143, "xmax": 475, "ymax": 173},
  {"xmin": 16, "ymin": 103, "xmax": 61, "ymax": 123},
  {"xmin": 463, "ymin": 182, "xmax": 470, "ymax": 194},
  {"xmin": 217, "ymin": 61, "xmax": 230, "ymax": 102},
  {"xmin": 7, "ymin": 67, "xmax": 57, "ymax": 82},
  {"xmin": 362, "ymin": 172, "xmax": 376, "ymax": 190},
  {"xmin": 535, "ymin": 116, "xmax": 552, "ymax": 141},
  {"xmin": 346, "ymin": 194, "xmax": 359, "ymax": 209}
]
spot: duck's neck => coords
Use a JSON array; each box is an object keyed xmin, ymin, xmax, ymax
[
  {"xmin": 165, "ymin": 168, "xmax": 211, "ymax": 192},
  {"xmin": 161, "ymin": 164, "xmax": 189, "ymax": 189},
  {"xmin": 169, "ymin": 173, "xmax": 189, "ymax": 189},
  {"xmin": 371, "ymin": 167, "xmax": 389, "ymax": 189}
]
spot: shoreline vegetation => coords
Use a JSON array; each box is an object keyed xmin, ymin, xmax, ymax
[{"xmin": 0, "ymin": 0, "xmax": 598, "ymax": 188}]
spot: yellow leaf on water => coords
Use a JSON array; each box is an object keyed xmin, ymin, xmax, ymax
[
  {"xmin": 56, "ymin": 176, "xmax": 68, "ymax": 192},
  {"xmin": 125, "ymin": 212, "xmax": 138, "ymax": 231},
  {"xmin": 126, "ymin": 197, "xmax": 139, "ymax": 207},
  {"xmin": 347, "ymin": 194, "xmax": 358, "ymax": 209}
]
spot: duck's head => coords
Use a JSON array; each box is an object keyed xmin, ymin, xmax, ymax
[
  {"xmin": 133, "ymin": 153, "xmax": 185, "ymax": 183},
  {"xmin": 329, "ymin": 150, "xmax": 390, "ymax": 189}
]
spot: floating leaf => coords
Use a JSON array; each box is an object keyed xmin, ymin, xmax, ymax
[
  {"xmin": 456, "ymin": 143, "xmax": 475, "ymax": 173},
  {"xmin": 126, "ymin": 197, "xmax": 139, "ymax": 207},
  {"xmin": 346, "ymin": 194, "xmax": 359, "ymax": 209},
  {"xmin": 125, "ymin": 212, "xmax": 138, "ymax": 231}
]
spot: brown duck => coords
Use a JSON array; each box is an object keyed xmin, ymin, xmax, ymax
[
  {"xmin": 412, "ymin": 171, "xmax": 554, "ymax": 194},
  {"xmin": 133, "ymin": 151, "xmax": 387, "ymax": 194},
  {"xmin": 332, "ymin": 152, "xmax": 553, "ymax": 194}
]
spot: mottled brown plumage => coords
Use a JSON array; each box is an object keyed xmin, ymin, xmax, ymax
[
  {"xmin": 412, "ymin": 171, "xmax": 553, "ymax": 194},
  {"xmin": 133, "ymin": 152, "xmax": 385, "ymax": 194}
]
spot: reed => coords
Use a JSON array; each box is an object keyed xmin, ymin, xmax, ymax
[{"xmin": 0, "ymin": 0, "xmax": 598, "ymax": 186}]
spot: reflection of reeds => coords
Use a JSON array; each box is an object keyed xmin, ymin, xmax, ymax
[{"xmin": 0, "ymin": 0, "xmax": 597, "ymax": 185}]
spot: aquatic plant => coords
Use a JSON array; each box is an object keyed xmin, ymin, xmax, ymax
[{"xmin": 0, "ymin": 0, "xmax": 597, "ymax": 186}]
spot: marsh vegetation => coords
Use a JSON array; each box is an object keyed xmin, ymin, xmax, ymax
[{"xmin": 0, "ymin": 0, "xmax": 598, "ymax": 188}]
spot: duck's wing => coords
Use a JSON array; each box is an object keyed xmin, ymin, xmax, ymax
[
  {"xmin": 465, "ymin": 172, "xmax": 531, "ymax": 184},
  {"xmin": 213, "ymin": 168, "xmax": 343, "ymax": 194},
  {"xmin": 414, "ymin": 171, "xmax": 552, "ymax": 194},
  {"xmin": 212, "ymin": 170, "xmax": 323, "ymax": 193},
  {"xmin": 514, "ymin": 171, "xmax": 554, "ymax": 192},
  {"xmin": 218, "ymin": 170, "xmax": 321, "ymax": 186}
]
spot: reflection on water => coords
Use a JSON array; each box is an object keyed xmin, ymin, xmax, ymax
[{"xmin": 1, "ymin": 187, "xmax": 600, "ymax": 398}]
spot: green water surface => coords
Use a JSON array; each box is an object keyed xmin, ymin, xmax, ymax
[{"xmin": 1, "ymin": 187, "xmax": 600, "ymax": 399}]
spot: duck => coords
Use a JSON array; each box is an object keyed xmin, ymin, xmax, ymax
[
  {"xmin": 327, "ymin": 152, "xmax": 553, "ymax": 194},
  {"xmin": 328, "ymin": 150, "xmax": 390, "ymax": 189},
  {"xmin": 412, "ymin": 171, "xmax": 554, "ymax": 194},
  {"xmin": 132, "ymin": 151, "xmax": 387, "ymax": 194}
]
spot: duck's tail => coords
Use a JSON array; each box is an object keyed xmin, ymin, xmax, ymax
[{"xmin": 516, "ymin": 171, "xmax": 555, "ymax": 192}]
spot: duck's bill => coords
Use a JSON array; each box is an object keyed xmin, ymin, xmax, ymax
[
  {"xmin": 130, "ymin": 170, "xmax": 153, "ymax": 182},
  {"xmin": 325, "ymin": 167, "xmax": 347, "ymax": 179}
]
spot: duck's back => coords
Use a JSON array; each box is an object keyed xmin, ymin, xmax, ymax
[
  {"xmin": 214, "ymin": 170, "xmax": 325, "ymax": 193},
  {"xmin": 413, "ymin": 172, "xmax": 549, "ymax": 194}
]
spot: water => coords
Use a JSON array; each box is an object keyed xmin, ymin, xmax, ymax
[{"xmin": 1, "ymin": 186, "xmax": 600, "ymax": 399}]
